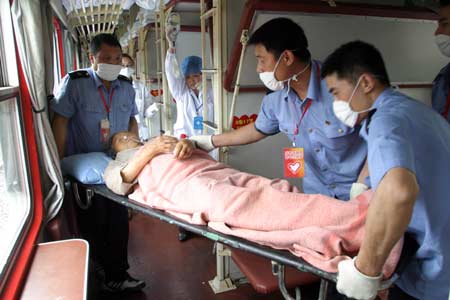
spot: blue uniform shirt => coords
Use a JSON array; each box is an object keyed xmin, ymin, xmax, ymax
[
  {"xmin": 51, "ymin": 68, "xmax": 138, "ymax": 156},
  {"xmin": 432, "ymin": 63, "xmax": 450, "ymax": 124},
  {"xmin": 255, "ymin": 60, "xmax": 367, "ymax": 199},
  {"xmin": 359, "ymin": 88, "xmax": 450, "ymax": 300}
]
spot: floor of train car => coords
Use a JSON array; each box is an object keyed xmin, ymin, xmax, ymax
[{"xmin": 91, "ymin": 211, "xmax": 321, "ymax": 300}]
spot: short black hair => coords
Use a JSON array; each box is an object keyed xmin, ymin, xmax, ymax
[
  {"xmin": 248, "ymin": 17, "xmax": 311, "ymax": 62},
  {"xmin": 440, "ymin": 0, "xmax": 450, "ymax": 8},
  {"xmin": 321, "ymin": 40, "xmax": 390, "ymax": 86},
  {"xmin": 90, "ymin": 33, "xmax": 121, "ymax": 56},
  {"xmin": 122, "ymin": 53, "xmax": 134, "ymax": 63}
]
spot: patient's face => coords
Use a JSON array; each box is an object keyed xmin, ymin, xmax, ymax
[{"xmin": 112, "ymin": 131, "xmax": 141, "ymax": 153}]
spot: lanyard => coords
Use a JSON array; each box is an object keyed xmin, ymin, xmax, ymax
[
  {"xmin": 289, "ymin": 62, "xmax": 320, "ymax": 146},
  {"xmin": 294, "ymin": 99, "xmax": 312, "ymax": 135},
  {"xmin": 191, "ymin": 91, "xmax": 203, "ymax": 115},
  {"xmin": 98, "ymin": 87, "xmax": 115, "ymax": 115}
]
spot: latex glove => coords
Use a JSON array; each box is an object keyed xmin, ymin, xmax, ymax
[
  {"xmin": 165, "ymin": 25, "xmax": 178, "ymax": 48},
  {"xmin": 188, "ymin": 135, "xmax": 215, "ymax": 152},
  {"xmin": 337, "ymin": 257, "xmax": 382, "ymax": 300},
  {"xmin": 350, "ymin": 182, "xmax": 369, "ymax": 199}
]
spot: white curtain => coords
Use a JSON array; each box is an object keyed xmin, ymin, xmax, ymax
[{"xmin": 11, "ymin": 0, "xmax": 64, "ymax": 222}]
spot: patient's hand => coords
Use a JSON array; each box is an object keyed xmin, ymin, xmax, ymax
[
  {"xmin": 173, "ymin": 139, "xmax": 195, "ymax": 160},
  {"xmin": 143, "ymin": 135, "xmax": 178, "ymax": 155}
]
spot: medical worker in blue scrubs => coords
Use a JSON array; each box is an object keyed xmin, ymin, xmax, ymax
[
  {"xmin": 322, "ymin": 41, "xmax": 450, "ymax": 300},
  {"xmin": 191, "ymin": 18, "xmax": 368, "ymax": 200}
]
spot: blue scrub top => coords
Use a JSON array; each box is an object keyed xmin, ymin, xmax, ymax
[
  {"xmin": 51, "ymin": 68, "xmax": 138, "ymax": 156},
  {"xmin": 432, "ymin": 63, "xmax": 450, "ymax": 124},
  {"xmin": 359, "ymin": 88, "xmax": 450, "ymax": 300},
  {"xmin": 255, "ymin": 60, "xmax": 367, "ymax": 199}
]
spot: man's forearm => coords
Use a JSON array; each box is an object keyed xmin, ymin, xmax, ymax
[
  {"xmin": 356, "ymin": 168, "xmax": 418, "ymax": 276},
  {"xmin": 52, "ymin": 113, "xmax": 69, "ymax": 159},
  {"xmin": 212, "ymin": 123, "xmax": 266, "ymax": 147}
]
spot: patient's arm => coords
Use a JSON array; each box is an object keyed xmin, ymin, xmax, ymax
[{"xmin": 121, "ymin": 136, "xmax": 178, "ymax": 183}]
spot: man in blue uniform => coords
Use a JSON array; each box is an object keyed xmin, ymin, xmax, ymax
[
  {"xmin": 191, "ymin": 18, "xmax": 368, "ymax": 200},
  {"xmin": 51, "ymin": 33, "xmax": 144, "ymax": 292},
  {"xmin": 322, "ymin": 41, "xmax": 450, "ymax": 300},
  {"xmin": 433, "ymin": 0, "xmax": 450, "ymax": 123}
]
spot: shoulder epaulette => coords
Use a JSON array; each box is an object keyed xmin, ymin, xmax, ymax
[
  {"xmin": 68, "ymin": 70, "xmax": 90, "ymax": 80},
  {"xmin": 118, "ymin": 75, "xmax": 132, "ymax": 83}
]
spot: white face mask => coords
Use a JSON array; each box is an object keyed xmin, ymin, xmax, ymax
[
  {"xmin": 332, "ymin": 76, "xmax": 372, "ymax": 128},
  {"xmin": 259, "ymin": 52, "xmax": 310, "ymax": 91},
  {"xmin": 95, "ymin": 63, "xmax": 123, "ymax": 81},
  {"xmin": 120, "ymin": 67, "xmax": 135, "ymax": 78},
  {"xmin": 435, "ymin": 34, "xmax": 450, "ymax": 57}
]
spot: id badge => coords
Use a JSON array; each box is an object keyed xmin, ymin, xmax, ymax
[
  {"xmin": 100, "ymin": 119, "xmax": 110, "ymax": 144},
  {"xmin": 284, "ymin": 148, "xmax": 305, "ymax": 178},
  {"xmin": 193, "ymin": 116, "xmax": 203, "ymax": 130}
]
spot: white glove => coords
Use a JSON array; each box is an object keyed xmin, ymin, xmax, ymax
[
  {"xmin": 145, "ymin": 102, "xmax": 159, "ymax": 118},
  {"xmin": 165, "ymin": 25, "xmax": 178, "ymax": 48},
  {"xmin": 349, "ymin": 182, "xmax": 369, "ymax": 199},
  {"xmin": 337, "ymin": 257, "xmax": 382, "ymax": 300},
  {"xmin": 188, "ymin": 135, "xmax": 215, "ymax": 152}
]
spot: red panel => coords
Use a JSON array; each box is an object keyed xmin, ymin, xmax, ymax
[
  {"xmin": 53, "ymin": 17, "xmax": 66, "ymax": 77},
  {"xmin": 224, "ymin": 0, "xmax": 439, "ymax": 92},
  {"xmin": 0, "ymin": 11, "xmax": 44, "ymax": 298}
]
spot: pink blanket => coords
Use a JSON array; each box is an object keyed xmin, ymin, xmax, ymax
[{"xmin": 129, "ymin": 150, "xmax": 402, "ymax": 276}]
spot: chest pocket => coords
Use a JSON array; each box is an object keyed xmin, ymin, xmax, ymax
[
  {"xmin": 120, "ymin": 102, "xmax": 132, "ymax": 113},
  {"xmin": 314, "ymin": 123, "xmax": 357, "ymax": 151}
]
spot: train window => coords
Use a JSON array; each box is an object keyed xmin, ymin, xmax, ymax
[
  {"xmin": 0, "ymin": 0, "xmax": 31, "ymax": 280},
  {"xmin": 0, "ymin": 95, "xmax": 32, "ymax": 277}
]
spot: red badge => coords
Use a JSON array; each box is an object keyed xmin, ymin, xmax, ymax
[
  {"xmin": 232, "ymin": 114, "xmax": 258, "ymax": 130},
  {"xmin": 284, "ymin": 148, "xmax": 304, "ymax": 178}
]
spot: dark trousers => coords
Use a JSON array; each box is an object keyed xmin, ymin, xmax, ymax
[{"xmin": 76, "ymin": 187, "xmax": 130, "ymax": 281}]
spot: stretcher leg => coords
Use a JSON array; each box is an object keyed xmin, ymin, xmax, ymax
[
  {"xmin": 272, "ymin": 261, "xmax": 301, "ymax": 300},
  {"xmin": 208, "ymin": 243, "xmax": 237, "ymax": 293},
  {"xmin": 318, "ymin": 279, "xmax": 329, "ymax": 300}
]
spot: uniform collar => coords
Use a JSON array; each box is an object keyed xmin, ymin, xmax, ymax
[
  {"xmin": 88, "ymin": 67, "xmax": 121, "ymax": 90},
  {"xmin": 283, "ymin": 60, "xmax": 320, "ymax": 103},
  {"xmin": 371, "ymin": 87, "xmax": 395, "ymax": 110}
]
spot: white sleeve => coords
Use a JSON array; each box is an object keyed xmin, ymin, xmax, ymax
[{"xmin": 165, "ymin": 50, "xmax": 189, "ymax": 102}]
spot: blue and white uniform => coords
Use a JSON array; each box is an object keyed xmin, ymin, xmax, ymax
[
  {"xmin": 255, "ymin": 60, "xmax": 367, "ymax": 199},
  {"xmin": 165, "ymin": 51, "xmax": 214, "ymax": 138},
  {"xmin": 359, "ymin": 88, "xmax": 450, "ymax": 300},
  {"xmin": 51, "ymin": 68, "xmax": 138, "ymax": 156}
]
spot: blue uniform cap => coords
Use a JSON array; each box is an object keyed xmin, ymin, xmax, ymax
[{"xmin": 181, "ymin": 56, "xmax": 202, "ymax": 77}]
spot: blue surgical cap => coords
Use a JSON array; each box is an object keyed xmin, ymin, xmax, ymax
[{"xmin": 181, "ymin": 56, "xmax": 202, "ymax": 77}]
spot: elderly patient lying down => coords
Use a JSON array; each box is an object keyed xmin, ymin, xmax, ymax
[{"xmin": 104, "ymin": 131, "xmax": 402, "ymax": 277}]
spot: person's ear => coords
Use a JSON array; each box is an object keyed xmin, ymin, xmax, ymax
[
  {"xmin": 361, "ymin": 74, "xmax": 376, "ymax": 94},
  {"xmin": 89, "ymin": 53, "xmax": 95, "ymax": 66},
  {"xmin": 283, "ymin": 50, "xmax": 296, "ymax": 67}
]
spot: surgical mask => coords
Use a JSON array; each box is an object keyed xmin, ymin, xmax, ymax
[
  {"xmin": 259, "ymin": 52, "xmax": 310, "ymax": 91},
  {"xmin": 193, "ymin": 81, "xmax": 202, "ymax": 91},
  {"xmin": 95, "ymin": 63, "xmax": 123, "ymax": 81},
  {"xmin": 435, "ymin": 34, "xmax": 450, "ymax": 57},
  {"xmin": 120, "ymin": 67, "xmax": 135, "ymax": 79},
  {"xmin": 332, "ymin": 77, "xmax": 372, "ymax": 128}
]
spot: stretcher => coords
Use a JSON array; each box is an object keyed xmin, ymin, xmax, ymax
[{"xmin": 72, "ymin": 181, "xmax": 412, "ymax": 300}]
